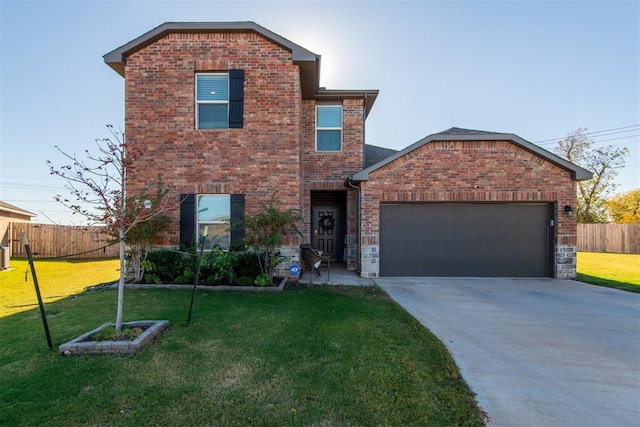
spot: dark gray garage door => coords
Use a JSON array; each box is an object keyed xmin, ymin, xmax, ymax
[{"xmin": 380, "ymin": 203, "xmax": 552, "ymax": 277}]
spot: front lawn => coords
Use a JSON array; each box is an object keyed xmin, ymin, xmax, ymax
[
  {"xmin": 577, "ymin": 252, "xmax": 640, "ymax": 292},
  {"xmin": 0, "ymin": 285, "xmax": 484, "ymax": 426}
]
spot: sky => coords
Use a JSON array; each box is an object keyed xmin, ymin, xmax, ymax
[{"xmin": 1, "ymin": 0, "xmax": 638, "ymax": 225}]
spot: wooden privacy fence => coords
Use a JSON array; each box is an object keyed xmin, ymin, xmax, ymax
[
  {"xmin": 10, "ymin": 223, "xmax": 119, "ymax": 259},
  {"xmin": 577, "ymin": 223, "xmax": 640, "ymax": 254}
]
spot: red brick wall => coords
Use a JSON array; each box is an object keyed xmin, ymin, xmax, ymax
[
  {"xmin": 123, "ymin": 31, "xmax": 304, "ymax": 245},
  {"xmin": 359, "ymin": 140, "xmax": 578, "ymax": 274},
  {"xmin": 300, "ymin": 99, "xmax": 365, "ymax": 239}
]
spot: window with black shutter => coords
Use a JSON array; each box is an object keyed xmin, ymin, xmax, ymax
[
  {"xmin": 195, "ymin": 70, "xmax": 244, "ymax": 129},
  {"xmin": 180, "ymin": 193, "xmax": 245, "ymax": 251}
]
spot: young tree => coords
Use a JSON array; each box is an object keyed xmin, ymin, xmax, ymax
[
  {"xmin": 241, "ymin": 193, "xmax": 302, "ymax": 285},
  {"xmin": 48, "ymin": 125, "xmax": 169, "ymax": 331},
  {"xmin": 554, "ymin": 128, "xmax": 629, "ymax": 223},
  {"xmin": 606, "ymin": 189, "xmax": 640, "ymax": 223}
]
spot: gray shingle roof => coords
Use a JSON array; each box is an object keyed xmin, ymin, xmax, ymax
[{"xmin": 364, "ymin": 144, "xmax": 398, "ymax": 168}]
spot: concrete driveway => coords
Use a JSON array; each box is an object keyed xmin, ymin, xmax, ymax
[{"xmin": 375, "ymin": 277, "xmax": 640, "ymax": 427}]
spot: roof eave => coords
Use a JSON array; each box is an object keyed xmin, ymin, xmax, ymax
[
  {"xmin": 0, "ymin": 207, "xmax": 37, "ymax": 217},
  {"xmin": 315, "ymin": 89, "xmax": 379, "ymax": 117}
]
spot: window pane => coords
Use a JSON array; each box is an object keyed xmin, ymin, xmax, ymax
[
  {"xmin": 199, "ymin": 223, "xmax": 230, "ymax": 250},
  {"xmin": 317, "ymin": 130, "xmax": 342, "ymax": 151},
  {"xmin": 197, "ymin": 75, "xmax": 229, "ymax": 101},
  {"xmin": 197, "ymin": 195, "xmax": 230, "ymax": 222},
  {"xmin": 317, "ymin": 106, "xmax": 342, "ymax": 127},
  {"xmin": 198, "ymin": 104, "xmax": 228, "ymax": 129}
]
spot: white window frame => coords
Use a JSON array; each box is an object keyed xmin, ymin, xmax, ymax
[
  {"xmin": 195, "ymin": 73, "xmax": 229, "ymax": 130},
  {"xmin": 196, "ymin": 194, "xmax": 231, "ymax": 251},
  {"xmin": 316, "ymin": 105, "xmax": 343, "ymax": 152}
]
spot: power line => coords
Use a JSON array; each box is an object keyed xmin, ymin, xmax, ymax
[
  {"xmin": 1, "ymin": 182, "xmax": 66, "ymax": 191},
  {"xmin": 533, "ymin": 124, "xmax": 640, "ymax": 145},
  {"xmin": 537, "ymin": 133, "xmax": 639, "ymax": 147},
  {"xmin": 1, "ymin": 200, "xmax": 60, "ymax": 203}
]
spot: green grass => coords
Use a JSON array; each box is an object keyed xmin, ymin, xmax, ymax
[
  {"xmin": 0, "ymin": 285, "xmax": 484, "ymax": 426},
  {"xmin": 577, "ymin": 252, "xmax": 640, "ymax": 292},
  {"xmin": 0, "ymin": 258, "xmax": 120, "ymax": 317}
]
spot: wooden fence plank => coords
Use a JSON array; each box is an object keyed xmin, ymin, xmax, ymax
[
  {"xmin": 577, "ymin": 223, "xmax": 640, "ymax": 254},
  {"xmin": 10, "ymin": 223, "xmax": 119, "ymax": 259}
]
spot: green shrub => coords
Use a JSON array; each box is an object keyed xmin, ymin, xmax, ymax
[
  {"xmin": 143, "ymin": 248, "xmax": 267, "ymax": 286},
  {"xmin": 235, "ymin": 250, "xmax": 262, "ymax": 280},
  {"xmin": 237, "ymin": 276, "xmax": 255, "ymax": 287},
  {"xmin": 143, "ymin": 249, "xmax": 196, "ymax": 284},
  {"xmin": 201, "ymin": 248, "xmax": 238, "ymax": 285}
]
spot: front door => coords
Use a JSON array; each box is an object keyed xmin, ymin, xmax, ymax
[{"xmin": 312, "ymin": 207, "xmax": 339, "ymax": 261}]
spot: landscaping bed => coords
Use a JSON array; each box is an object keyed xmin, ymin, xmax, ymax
[
  {"xmin": 59, "ymin": 320, "xmax": 169, "ymax": 355},
  {"xmin": 140, "ymin": 248, "xmax": 287, "ymax": 288}
]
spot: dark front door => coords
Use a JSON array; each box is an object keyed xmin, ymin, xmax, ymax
[{"xmin": 312, "ymin": 207, "xmax": 339, "ymax": 260}]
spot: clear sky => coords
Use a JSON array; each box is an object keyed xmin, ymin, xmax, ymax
[{"xmin": 1, "ymin": 0, "xmax": 638, "ymax": 225}]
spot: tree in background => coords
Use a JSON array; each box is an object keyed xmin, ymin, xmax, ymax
[
  {"xmin": 606, "ymin": 189, "xmax": 640, "ymax": 223},
  {"xmin": 48, "ymin": 125, "xmax": 169, "ymax": 331},
  {"xmin": 554, "ymin": 128, "xmax": 629, "ymax": 223}
]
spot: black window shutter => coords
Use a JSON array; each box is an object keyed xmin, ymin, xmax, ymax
[
  {"xmin": 229, "ymin": 69, "xmax": 244, "ymax": 128},
  {"xmin": 179, "ymin": 194, "xmax": 195, "ymax": 249},
  {"xmin": 230, "ymin": 194, "xmax": 245, "ymax": 249}
]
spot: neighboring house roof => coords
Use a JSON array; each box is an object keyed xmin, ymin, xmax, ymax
[
  {"xmin": 351, "ymin": 127, "xmax": 593, "ymax": 181},
  {"xmin": 364, "ymin": 144, "xmax": 398, "ymax": 168},
  {"xmin": 103, "ymin": 21, "xmax": 378, "ymax": 116},
  {"xmin": 0, "ymin": 201, "xmax": 36, "ymax": 217}
]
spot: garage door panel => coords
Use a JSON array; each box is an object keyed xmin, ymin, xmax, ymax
[{"xmin": 380, "ymin": 203, "xmax": 551, "ymax": 277}]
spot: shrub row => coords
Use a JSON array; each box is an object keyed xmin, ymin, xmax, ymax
[{"xmin": 141, "ymin": 248, "xmax": 266, "ymax": 286}]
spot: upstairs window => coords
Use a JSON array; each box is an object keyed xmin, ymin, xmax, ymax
[
  {"xmin": 196, "ymin": 70, "xmax": 244, "ymax": 129},
  {"xmin": 196, "ymin": 74, "xmax": 229, "ymax": 129},
  {"xmin": 316, "ymin": 105, "xmax": 343, "ymax": 151}
]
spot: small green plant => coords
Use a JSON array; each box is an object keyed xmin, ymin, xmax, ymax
[{"xmin": 254, "ymin": 274, "xmax": 271, "ymax": 287}]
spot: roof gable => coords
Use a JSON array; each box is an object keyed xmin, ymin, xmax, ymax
[
  {"xmin": 104, "ymin": 21, "xmax": 320, "ymax": 99},
  {"xmin": 351, "ymin": 127, "xmax": 593, "ymax": 181},
  {"xmin": 104, "ymin": 21, "xmax": 378, "ymax": 110}
]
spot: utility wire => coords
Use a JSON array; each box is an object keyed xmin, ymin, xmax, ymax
[
  {"xmin": 25, "ymin": 240, "xmax": 119, "ymax": 261},
  {"xmin": 535, "ymin": 125, "xmax": 640, "ymax": 146}
]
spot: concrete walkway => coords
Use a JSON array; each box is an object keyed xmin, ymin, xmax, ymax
[{"xmin": 375, "ymin": 277, "xmax": 640, "ymax": 427}]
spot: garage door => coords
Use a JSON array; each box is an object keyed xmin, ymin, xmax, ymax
[{"xmin": 380, "ymin": 203, "xmax": 552, "ymax": 277}]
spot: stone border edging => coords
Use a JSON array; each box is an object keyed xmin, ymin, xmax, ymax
[
  {"xmin": 117, "ymin": 276, "xmax": 288, "ymax": 292},
  {"xmin": 59, "ymin": 320, "xmax": 169, "ymax": 355}
]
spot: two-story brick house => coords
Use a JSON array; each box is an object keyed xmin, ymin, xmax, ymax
[{"xmin": 105, "ymin": 22, "xmax": 590, "ymax": 279}]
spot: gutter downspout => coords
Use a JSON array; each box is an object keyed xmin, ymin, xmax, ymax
[
  {"xmin": 363, "ymin": 92, "xmax": 368, "ymax": 169},
  {"xmin": 346, "ymin": 176, "xmax": 361, "ymax": 274}
]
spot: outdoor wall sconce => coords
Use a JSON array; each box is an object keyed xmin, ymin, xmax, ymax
[{"xmin": 564, "ymin": 205, "xmax": 574, "ymax": 217}]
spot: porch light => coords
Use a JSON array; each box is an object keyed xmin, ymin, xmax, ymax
[{"xmin": 564, "ymin": 205, "xmax": 574, "ymax": 217}]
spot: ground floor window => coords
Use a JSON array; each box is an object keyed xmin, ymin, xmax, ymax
[{"xmin": 197, "ymin": 194, "xmax": 230, "ymax": 250}]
